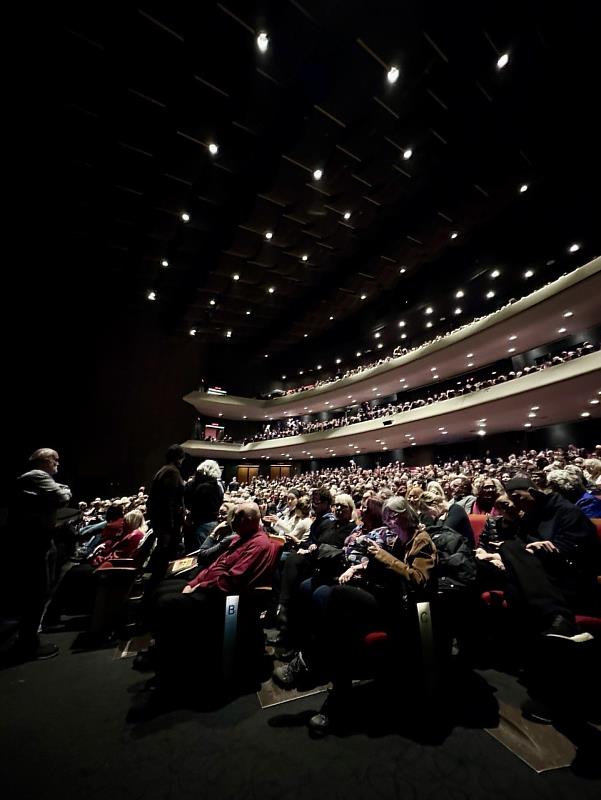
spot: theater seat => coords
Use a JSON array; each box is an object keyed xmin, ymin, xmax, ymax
[{"xmin": 468, "ymin": 514, "xmax": 487, "ymax": 547}]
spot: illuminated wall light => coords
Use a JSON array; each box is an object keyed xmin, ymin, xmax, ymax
[
  {"xmin": 403, "ymin": 148, "xmax": 412, "ymax": 160},
  {"xmin": 524, "ymin": 269, "xmax": 534, "ymax": 278},
  {"xmin": 568, "ymin": 243, "xmax": 581, "ymax": 253},
  {"xmin": 208, "ymin": 143, "xmax": 219, "ymax": 155},
  {"xmin": 313, "ymin": 168, "xmax": 323, "ymax": 181},
  {"xmin": 161, "ymin": 259, "xmax": 169, "ymax": 267},
  {"xmin": 497, "ymin": 53, "xmax": 510, "ymax": 69},
  {"xmin": 256, "ymin": 32, "xmax": 269, "ymax": 53},
  {"xmin": 387, "ymin": 65, "xmax": 399, "ymax": 84},
  {"xmin": 181, "ymin": 212, "xmax": 190, "ymax": 222},
  {"xmin": 343, "ymin": 211, "xmax": 351, "ymax": 220},
  {"xmin": 147, "ymin": 290, "xmax": 156, "ymax": 301}
]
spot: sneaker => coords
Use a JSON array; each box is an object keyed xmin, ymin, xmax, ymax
[
  {"xmin": 308, "ymin": 689, "xmax": 349, "ymax": 735},
  {"xmin": 272, "ymin": 652, "xmax": 311, "ymax": 689},
  {"xmin": 542, "ymin": 615, "xmax": 594, "ymax": 643}
]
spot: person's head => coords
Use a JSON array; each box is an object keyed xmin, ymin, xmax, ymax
[
  {"xmin": 311, "ymin": 486, "xmax": 333, "ymax": 517},
  {"xmin": 382, "ymin": 496, "xmax": 420, "ymax": 542},
  {"xmin": 295, "ymin": 497, "xmax": 311, "ymax": 518},
  {"xmin": 503, "ymin": 477, "xmax": 539, "ymax": 514},
  {"xmin": 232, "ymin": 502, "xmax": 261, "ymax": 537},
  {"xmin": 286, "ymin": 489, "xmax": 300, "ymax": 510},
  {"xmin": 29, "ymin": 448, "xmax": 60, "ymax": 476},
  {"xmin": 196, "ymin": 459, "xmax": 222, "ymax": 480},
  {"xmin": 406, "ymin": 485, "xmax": 423, "ymax": 504},
  {"xmin": 426, "ymin": 481, "xmax": 445, "ymax": 499},
  {"xmin": 450, "ymin": 476, "xmax": 472, "ymax": 500},
  {"xmin": 166, "ymin": 444, "xmax": 185, "ymax": 466},
  {"xmin": 546, "ymin": 469, "xmax": 586, "ymax": 502},
  {"xmin": 583, "ymin": 458, "xmax": 601, "ymax": 482},
  {"xmin": 474, "ymin": 476, "xmax": 503, "ymax": 504},
  {"xmin": 123, "ymin": 509, "xmax": 144, "ymax": 534},
  {"xmin": 334, "ymin": 494, "xmax": 355, "ymax": 525},
  {"xmin": 105, "ymin": 505, "xmax": 125, "ymax": 523},
  {"xmin": 361, "ymin": 497, "xmax": 384, "ymax": 532},
  {"xmin": 218, "ymin": 501, "xmax": 236, "ymax": 523},
  {"xmin": 414, "ymin": 491, "xmax": 447, "ymax": 522}
]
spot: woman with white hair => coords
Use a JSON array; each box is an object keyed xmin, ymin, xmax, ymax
[{"xmin": 184, "ymin": 460, "xmax": 224, "ymax": 549}]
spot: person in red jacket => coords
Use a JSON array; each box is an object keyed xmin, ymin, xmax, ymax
[{"xmin": 148, "ymin": 502, "xmax": 278, "ymax": 699}]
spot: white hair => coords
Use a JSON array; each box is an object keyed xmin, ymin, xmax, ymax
[
  {"xmin": 196, "ymin": 459, "xmax": 222, "ymax": 479},
  {"xmin": 546, "ymin": 469, "xmax": 583, "ymax": 494}
]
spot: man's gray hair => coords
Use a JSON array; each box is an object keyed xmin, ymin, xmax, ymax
[
  {"xmin": 196, "ymin": 459, "xmax": 222, "ymax": 479},
  {"xmin": 546, "ymin": 469, "xmax": 584, "ymax": 494}
]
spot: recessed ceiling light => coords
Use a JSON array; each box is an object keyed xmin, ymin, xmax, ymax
[
  {"xmin": 299, "ymin": 370, "xmax": 304, "ymax": 375},
  {"xmin": 524, "ymin": 423, "xmax": 532, "ymax": 428},
  {"xmin": 245, "ymin": 310, "xmax": 251, "ymax": 315},
  {"xmin": 477, "ymin": 430, "xmax": 487, "ymax": 437},
  {"xmin": 531, "ymin": 406, "xmax": 540, "ymax": 411},
  {"xmin": 438, "ymin": 427, "xmax": 446, "ymax": 431},
  {"xmin": 268, "ymin": 286, "xmax": 275, "ymax": 294},
  {"xmin": 226, "ymin": 330, "xmax": 232, "ymax": 338},
  {"xmin": 303, "ymin": 333, "xmax": 308, "ymax": 338},
  {"xmin": 432, "ymin": 374, "xmax": 439, "ymax": 380},
  {"xmin": 356, "ymin": 351, "xmax": 362, "ymax": 357},
  {"xmin": 181, "ymin": 212, "xmax": 190, "ymax": 222},
  {"xmin": 264, "ymin": 354, "xmax": 269, "ymax": 358},
  {"xmin": 425, "ymin": 307, "xmax": 433, "ymax": 315},
  {"xmin": 400, "ymin": 333, "xmax": 407, "ymax": 339},
  {"xmin": 208, "ymin": 143, "xmax": 219, "ymax": 155},
  {"xmin": 441, "ymin": 431, "xmax": 448, "ymax": 435},
  {"xmin": 403, "ymin": 148, "xmax": 412, "ymax": 160},
  {"xmin": 329, "ymin": 315, "xmax": 334, "ymax": 321},
  {"xmin": 161, "ymin": 259, "xmax": 169, "ymax": 267},
  {"xmin": 450, "ymin": 231, "xmax": 458, "ymax": 239},
  {"xmin": 313, "ymin": 168, "xmax": 323, "ymax": 181},
  {"xmin": 426, "ymin": 321, "xmax": 433, "ymax": 328},
  {"xmin": 528, "ymin": 412, "xmax": 537, "ymax": 418},
  {"xmin": 509, "ymin": 335, "xmax": 517, "ymax": 341},
  {"xmin": 209, "ymin": 299, "xmax": 216, "ymax": 306},
  {"xmin": 189, "ymin": 328, "xmax": 196, "ymax": 336},
  {"xmin": 497, "ymin": 53, "xmax": 509, "ymax": 69},
  {"xmin": 335, "ymin": 358, "xmax": 342, "ymax": 364},
  {"xmin": 563, "ymin": 311, "xmax": 573, "ymax": 318},
  {"xmin": 558, "ymin": 327, "xmax": 567, "ymax": 334},
  {"xmin": 398, "ymin": 320, "xmax": 406, "ymax": 327},
  {"xmin": 568, "ymin": 243, "xmax": 581, "ymax": 253},
  {"xmin": 377, "ymin": 343, "xmax": 383, "ymax": 349},
  {"xmin": 455, "ymin": 290, "xmax": 464, "ymax": 298},
  {"xmin": 387, "ymin": 66, "xmax": 400, "ymax": 84},
  {"xmin": 430, "ymin": 367, "xmax": 437, "ymax": 372},
  {"xmin": 581, "ymin": 411, "xmax": 591, "ymax": 418},
  {"xmin": 491, "ymin": 269, "xmax": 501, "ymax": 278},
  {"xmin": 519, "ymin": 183, "xmax": 528, "ymax": 193},
  {"xmin": 265, "ymin": 231, "xmax": 273, "ymax": 240},
  {"xmin": 343, "ymin": 211, "xmax": 351, "ymax": 220},
  {"xmin": 316, "ymin": 364, "xmax": 322, "ymax": 370},
  {"xmin": 256, "ymin": 32, "xmax": 269, "ymax": 53},
  {"xmin": 147, "ymin": 290, "xmax": 156, "ymax": 301},
  {"xmin": 524, "ymin": 269, "xmax": 534, "ymax": 278},
  {"xmin": 454, "ymin": 307, "xmax": 462, "ymax": 315},
  {"xmin": 243, "ymin": 415, "xmax": 247, "ymax": 419},
  {"xmin": 467, "ymin": 353, "xmax": 474, "ymax": 358},
  {"xmin": 467, "ymin": 362, "xmax": 474, "ymax": 367},
  {"xmin": 486, "ymin": 290, "xmax": 495, "ymax": 299},
  {"xmin": 360, "ymin": 294, "xmax": 367, "ymax": 300},
  {"xmin": 508, "ymin": 347, "xmax": 516, "ymax": 353},
  {"xmin": 232, "ymin": 273, "xmax": 240, "ymax": 281},
  {"xmin": 399, "ymin": 267, "xmax": 406, "ymax": 274},
  {"xmin": 374, "ymin": 332, "xmax": 381, "ymax": 339},
  {"xmin": 590, "ymin": 399, "xmax": 600, "ymax": 405}
]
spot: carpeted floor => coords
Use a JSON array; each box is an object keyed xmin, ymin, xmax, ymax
[{"xmin": 1, "ymin": 628, "xmax": 599, "ymax": 800}]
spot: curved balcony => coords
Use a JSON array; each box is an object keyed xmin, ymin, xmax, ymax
[
  {"xmin": 184, "ymin": 256, "xmax": 601, "ymax": 421},
  {"xmin": 182, "ymin": 350, "xmax": 600, "ymax": 459}
]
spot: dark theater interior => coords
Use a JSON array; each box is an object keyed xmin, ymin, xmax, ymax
[{"xmin": 2, "ymin": 2, "xmax": 601, "ymax": 798}]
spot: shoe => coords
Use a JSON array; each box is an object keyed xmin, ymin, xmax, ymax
[
  {"xmin": 32, "ymin": 643, "xmax": 60, "ymax": 661},
  {"xmin": 272, "ymin": 652, "xmax": 313, "ymax": 689},
  {"xmin": 275, "ymin": 605, "xmax": 288, "ymax": 630},
  {"xmin": 541, "ymin": 615, "xmax": 594, "ymax": 643},
  {"xmin": 308, "ymin": 689, "xmax": 348, "ymax": 735}
]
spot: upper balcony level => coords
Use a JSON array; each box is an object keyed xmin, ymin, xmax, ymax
[
  {"xmin": 182, "ymin": 349, "xmax": 600, "ymax": 460},
  {"xmin": 184, "ymin": 257, "xmax": 601, "ymax": 421}
]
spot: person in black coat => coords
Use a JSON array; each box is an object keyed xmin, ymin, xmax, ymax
[{"xmin": 184, "ymin": 459, "xmax": 224, "ymax": 549}]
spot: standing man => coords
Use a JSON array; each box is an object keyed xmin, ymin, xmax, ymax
[
  {"xmin": 12, "ymin": 448, "xmax": 72, "ymax": 660},
  {"xmin": 146, "ymin": 444, "xmax": 185, "ymax": 588}
]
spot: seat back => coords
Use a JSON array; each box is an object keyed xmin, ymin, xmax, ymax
[{"xmin": 468, "ymin": 515, "xmax": 487, "ymax": 546}]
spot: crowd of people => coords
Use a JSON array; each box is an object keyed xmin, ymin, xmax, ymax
[
  {"xmin": 5, "ymin": 440, "xmax": 600, "ymax": 732},
  {"xmin": 236, "ymin": 343, "xmax": 598, "ymax": 444}
]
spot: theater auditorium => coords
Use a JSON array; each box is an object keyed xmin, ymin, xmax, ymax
[{"xmin": 3, "ymin": 3, "xmax": 601, "ymax": 799}]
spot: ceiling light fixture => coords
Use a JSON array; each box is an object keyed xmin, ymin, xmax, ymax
[
  {"xmin": 403, "ymin": 148, "xmax": 412, "ymax": 160},
  {"xmin": 209, "ymin": 299, "xmax": 216, "ymax": 306},
  {"xmin": 387, "ymin": 66, "xmax": 400, "ymax": 84},
  {"xmin": 581, "ymin": 411, "xmax": 591, "ymax": 418},
  {"xmin": 467, "ymin": 353, "xmax": 474, "ymax": 358},
  {"xmin": 336, "ymin": 358, "xmax": 341, "ymax": 364},
  {"xmin": 398, "ymin": 320, "xmax": 406, "ymax": 328},
  {"xmin": 208, "ymin": 143, "xmax": 219, "ymax": 155},
  {"xmin": 425, "ymin": 307, "xmax": 433, "ymax": 315},
  {"xmin": 524, "ymin": 423, "xmax": 532, "ymax": 428},
  {"xmin": 374, "ymin": 332, "xmax": 381, "ymax": 339},
  {"xmin": 343, "ymin": 211, "xmax": 351, "ymax": 220},
  {"xmin": 497, "ymin": 53, "xmax": 509, "ymax": 69},
  {"xmin": 590, "ymin": 399, "xmax": 600, "ymax": 405},
  {"xmin": 426, "ymin": 321, "xmax": 433, "ymax": 328},
  {"xmin": 467, "ymin": 362, "xmax": 474, "ymax": 367},
  {"xmin": 400, "ymin": 333, "xmax": 407, "ymax": 339},
  {"xmin": 524, "ymin": 269, "xmax": 534, "ymax": 278},
  {"xmin": 226, "ymin": 330, "xmax": 232, "ymax": 338},
  {"xmin": 329, "ymin": 315, "xmax": 334, "ymax": 321},
  {"xmin": 450, "ymin": 231, "xmax": 458, "ymax": 239},
  {"xmin": 189, "ymin": 328, "xmax": 196, "ymax": 336},
  {"xmin": 455, "ymin": 290, "xmax": 464, "ymax": 298},
  {"xmin": 568, "ymin": 243, "xmax": 581, "ymax": 253},
  {"xmin": 508, "ymin": 347, "xmax": 516, "ymax": 353},
  {"xmin": 356, "ymin": 351, "xmax": 362, "ymax": 357},
  {"xmin": 563, "ymin": 311, "xmax": 573, "ymax": 318},
  {"xmin": 519, "ymin": 183, "xmax": 528, "ymax": 193},
  {"xmin": 161, "ymin": 259, "xmax": 169, "ymax": 267},
  {"xmin": 399, "ymin": 267, "xmax": 406, "ymax": 274},
  {"xmin": 454, "ymin": 307, "xmax": 462, "ymax": 315},
  {"xmin": 181, "ymin": 212, "xmax": 190, "ymax": 222},
  {"xmin": 256, "ymin": 32, "xmax": 269, "ymax": 53},
  {"xmin": 486, "ymin": 290, "xmax": 495, "ymax": 299},
  {"xmin": 265, "ymin": 231, "xmax": 273, "ymax": 240},
  {"xmin": 245, "ymin": 310, "xmax": 251, "ymax": 315},
  {"xmin": 558, "ymin": 327, "xmax": 567, "ymax": 334},
  {"xmin": 302, "ymin": 254, "xmax": 308, "ymax": 262},
  {"xmin": 477, "ymin": 430, "xmax": 487, "ymax": 437},
  {"xmin": 491, "ymin": 269, "xmax": 501, "ymax": 278},
  {"xmin": 147, "ymin": 290, "xmax": 156, "ymax": 301},
  {"xmin": 268, "ymin": 287, "xmax": 275, "ymax": 294},
  {"xmin": 509, "ymin": 335, "xmax": 517, "ymax": 341},
  {"xmin": 232, "ymin": 273, "xmax": 240, "ymax": 281},
  {"xmin": 313, "ymin": 168, "xmax": 323, "ymax": 181}
]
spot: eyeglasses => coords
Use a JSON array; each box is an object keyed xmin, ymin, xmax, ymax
[{"xmin": 335, "ymin": 503, "xmax": 350, "ymax": 509}]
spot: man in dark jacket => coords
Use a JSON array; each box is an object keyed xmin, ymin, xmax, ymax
[
  {"xmin": 11, "ymin": 448, "xmax": 71, "ymax": 660},
  {"xmin": 500, "ymin": 478, "xmax": 600, "ymax": 641},
  {"xmin": 184, "ymin": 459, "xmax": 224, "ymax": 549},
  {"xmin": 147, "ymin": 445, "xmax": 185, "ymax": 586}
]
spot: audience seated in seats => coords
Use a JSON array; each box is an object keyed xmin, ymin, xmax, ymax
[
  {"xmin": 184, "ymin": 459, "xmax": 224, "ymax": 550},
  {"xmin": 498, "ymin": 478, "xmax": 600, "ymax": 641},
  {"xmin": 272, "ymin": 496, "xmax": 437, "ymax": 733},
  {"xmin": 546, "ymin": 468, "xmax": 601, "ymax": 518},
  {"xmin": 264, "ymin": 494, "xmax": 312, "ymax": 549},
  {"xmin": 45, "ymin": 510, "xmax": 147, "ymax": 623},
  {"xmin": 470, "ymin": 478, "xmax": 504, "ymax": 516},
  {"xmin": 76, "ymin": 505, "xmax": 124, "ymax": 559},
  {"xmin": 145, "ymin": 503, "xmax": 279, "ymax": 704}
]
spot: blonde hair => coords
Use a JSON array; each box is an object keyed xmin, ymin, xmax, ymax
[{"xmin": 124, "ymin": 510, "xmax": 144, "ymax": 533}]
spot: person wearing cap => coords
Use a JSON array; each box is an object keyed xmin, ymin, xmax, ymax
[{"xmin": 498, "ymin": 477, "xmax": 600, "ymax": 642}]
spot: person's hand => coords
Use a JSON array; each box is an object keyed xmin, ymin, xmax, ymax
[
  {"xmin": 182, "ymin": 584, "xmax": 196, "ymax": 594},
  {"xmin": 338, "ymin": 566, "xmax": 357, "ymax": 584},
  {"xmin": 307, "ymin": 543, "xmax": 317, "ymax": 552},
  {"xmin": 367, "ymin": 542, "xmax": 381, "ymax": 555},
  {"xmin": 297, "ymin": 548, "xmax": 309, "ymax": 556},
  {"xmin": 526, "ymin": 540, "xmax": 558, "ymax": 554}
]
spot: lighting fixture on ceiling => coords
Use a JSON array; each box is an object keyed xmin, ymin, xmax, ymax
[
  {"xmin": 232, "ymin": 273, "xmax": 240, "ymax": 281},
  {"xmin": 374, "ymin": 332, "xmax": 381, "ymax": 339},
  {"xmin": 377, "ymin": 343, "xmax": 383, "ymax": 349},
  {"xmin": 590, "ymin": 399, "xmax": 600, "ymax": 405},
  {"xmin": 568, "ymin": 243, "xmax": 581, "ymax": 253},
  {"xmin": 226, "ymin": 330, "xmax": 232, "ymax": 338},
  {"xmin": 360, "ymin": 294, "xmax": 367, "ymax": 300},
  {"xmin": 519, "ymin": 183, "xmax": 528, "ymax": 193},
  {"xmin": 528, "ymin": 412, "xmax": 537, "ymax": 418},
  {"xmin": 243, "ymin": 415, "xmax": 247, "ymax": 419},
  {"xmin": 403, "ymin": 148, "xmax": 412, "ymax": 160},
  {"xmin": 508, "ymin": 347, "xmax": 516, "ymax": 353},
  {"xmin": 509, "ymin": 335, "xmax": 517, "ymax": 341},
  {"xmin": 450, "ymin": 231, "xmax": 458, "ymax": 239},
  {"xmin": 299, "ymin": 370, "xmax": 304, "ymax": 375},
  {"xmin": 486, "ymin": 290, "xmax": 495, "ymax": 299},
  {"xmin": 181, "ymin": 212, "xmax": 190, "ymax": 222},
  {"xmin": 531, "ymin": 406, "xmax": 540, "ymax": 411},
  {"xmin": 467, "ymin": 353, "xmax": 474, "ymax": 358},
  {"xmin": 426, "ymin": 321, "xmax": 433, "ymax": 328},
  {"xmin": 268, "ymin": 287, "xmax": 275, "ymax": 294},
  {"xmin": 497, "ymin": 53, "xmax": 509, "ymax": 69},
  {"xmin": 491, "ymin": 269, "xmax": 501, "ymax": 278},
  {"xmin": 425, "ymin": 307, "xmax": 433, "ymax": 315},
  {"xmin": 467, "ymin": 362, "xmax": 474, "ymax": 367},
  {"xmin": 454, "ymin": 307, "xmax": 462, "ymax": 315},
  {"xmin": 400, "ymin": 333, "xmax": 407, "ymax": 339},
  {"xmin": 336, "ymin": 358, "xmax": 341, "ymax": 364},
  {"xmin": 317, "ymin": 364, "xmax": 322, "ymax": 370},
  {"xmin": 524, "ymin": 269, "xmax": 534, "ymax": 278},
  {"xmin": 209, "ymin": 299, "xmax": 216, "ymax": 306},
  {"xmin": 387, "ymin": 66, "xmax": 399, "ymax": 84},
  {"xmin": 313, "ymin": 168, "xmax": 323, "ymax": 181},
  {"xmin": 398, "ymin": 320, "xmax": 406, "ymax": 327},
  {"xmin": 161, "ymin": 259, "xmax": 169, "ymax": 267},
  {"xmin": 208, "ymin": 143, "xmax": 219, "ymax": 155},
  {"xmin": 399, "ymin": 267, "xmax": 406, "ymax": 274},
  {"xmin": 563, "ymin": 311, "xmax": 573, "ymax": 318},
  {"xmin": 430, "ymin": 367, "xmax": 437, "ymax": 372},
  {"xmin": 189, "ymin": 328, "xmax": 196, "ymax": 336},
  {"xmin": 356, "ymin": 351, "xmax": 362, "ymax": 357},
  {"xmin": 558, "ymin": 327, "xmax": 567, "ymax": 333},
  {"xmin": 264, "ymin": 354, "xmax": 268, "ymax": 358},
  {"xmin": 303, "ymin": 333, "xmax": 308, "ymax": 338},
  {"xmin": 265, "ymin": 231, "xmax": 273, "ymax": 240},
  {"xmin": 477, "ymin": 430, "xmax": 487, "ymax": 437},
  {"xmin": 524, "ymin": 423, "xmax": 532, "ymax": 428},
  {"xmin": 147, "ymin": 290, "xmax": 156, "ymax": 301},
  {"xmin": 302, "ymin": 254, "xmax": 308, "ymax": 261},
  {"xmin": 256, "ymin": 32, "xmax": 269, "ymax": 53},
  {"xmin": 432, "ymin": 374, "xmax": 439, "ymax": 380},
  {"xmin": 581, "ymin": 411, "xmax": 591, "ymax": 418},
  {"xmin": 455, "ymin": 290, "xmax": 464, "ymax": 298},
  {"xmin": 245, "ymin": 310, "xmax": 251, "ymax": 315},
  {"xmin": 343, "ymin": 211, "xmax": 351, "ymax": 220},
  {"xmin": 329, "ymin": 315, "xmax": 334, "ymax": 321}
]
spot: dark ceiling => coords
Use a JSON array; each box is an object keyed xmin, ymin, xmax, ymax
[{"xmin": 56, "ymin": 1, "xmax": 600, "ymax": 395}]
